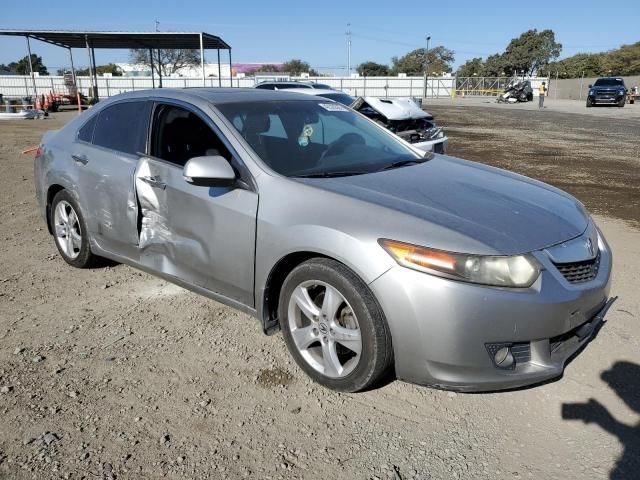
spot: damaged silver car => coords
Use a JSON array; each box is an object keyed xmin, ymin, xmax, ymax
[{"xmin": 35, "ymin": 88, "xmax": 613, "ymax": 393}]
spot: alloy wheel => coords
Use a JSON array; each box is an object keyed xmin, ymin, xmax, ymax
[
  {"xmin": 53, "ymin": 200, "xmax": 82, "ymax": 260},
  {"xmin": 287, "ymin": 280, "xmax": 362, "ymax": 378}
]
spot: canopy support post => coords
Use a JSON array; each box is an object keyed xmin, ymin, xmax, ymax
[
  {"xmin": 228, "ymin": 48, "xmax": 233, "ymax": 87},
  {"xmin": 217, "ymin": 49, "xmax": 222, "ymax": 87},
  {"xmin": 68, "ymin": 47, "xmax": 76, "ymax": 86},
  {"xmin": 149, "ymin": 49, "xmax": 155, "ymax": 88},
  {"xmin": 25, "ymin": 35, "xmax": 37, "ymax": 97},
  {"xmin": 91, "ymin": 46, "xmax": 99, "ymax": 100},
  {"xmin": 200, "ymin": 33, "xmax": 206, "ymax": 87}
]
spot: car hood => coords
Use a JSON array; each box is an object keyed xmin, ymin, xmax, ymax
[{"xmin": 296, "ymin": 156, "xmax": 589, "ymax": 255}]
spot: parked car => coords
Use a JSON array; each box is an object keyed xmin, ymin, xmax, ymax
[
  {"xmin": 35, "ymin": 88, "xmax": 613, "ymax": 393},
  {"xmin": 255, "ymin": 81, "xmax": 334, "ymax": 90},
  {"xmin": 497, "ymin": 80, "xmax": 534, "ymax": 103},
  {"xmin": 279, "ymin": 88, "xmax": 356, "ymax": 106},
  {"xmin": 281, "ymin": 89, "xmax": 448, "ymax": 154},
  {"xmin": 587, "ymin": 77, "xmax": 627, "ymax": 107}
]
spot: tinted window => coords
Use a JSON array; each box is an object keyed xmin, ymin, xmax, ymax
[
  {"xmin": 313, "ymin": 83, "xmax": 333, "ymax": 90},
  {"xmin": 318, "ymin": 93, "xmax": 355, "ymax": 106},
  {"xmin": 92, "ymin": 101, "xmax": 150, "ymax": 155},
  {"xmin": 594, "ymin": 78, "xmax": 625, "ymax": 87},
  {"xmin": 255, "ymin": 83, "xmax": 275, "ymax": 90},
  {"xmin": 151, "ymin": 104, "xmax": 231, "ymax": 167},
  {"xmin": 77, "ymin": 114, "xmax": 96, "ymax": 142},
  {"xmin": 218, "ymin": 100, "xmax": 417, "ymax": 177}
]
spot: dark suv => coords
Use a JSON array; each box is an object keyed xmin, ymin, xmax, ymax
[{"xmin": 587, "ymin": 77, "xmax": 627, "ymax": 107}]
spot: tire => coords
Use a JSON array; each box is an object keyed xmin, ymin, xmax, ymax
[
  {"xmin": 278, "ymin": 258, "xmax": 393, "ymax": 392},
  {"xmin": 49, "ymin": 190, "xmax": 97, "ymax": 268},
  {"xmin": 618, "ymin": 98, "xmax": 625, "ymax": 108},
  {"xmin": 586, "ymin": 98, "xmax": 593, "ymax": 108}
]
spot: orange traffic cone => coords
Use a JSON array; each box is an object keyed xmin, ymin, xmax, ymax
[
  {"xmin": 35, "ymin": 96, "xmax": 41, "ymax": 110},
  {"xmin": 43, "ymin": 95, "xmax": 50, "ymax": 111}
]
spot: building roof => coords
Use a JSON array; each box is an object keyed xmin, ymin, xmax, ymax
[{"xmin": 0, "ymin": 30, "xmax": 230, "ymax": 50}]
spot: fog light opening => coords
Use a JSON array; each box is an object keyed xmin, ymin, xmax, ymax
[{"xmin": 494, "ymin": 346, "xmax": 515, "ymax": 369}]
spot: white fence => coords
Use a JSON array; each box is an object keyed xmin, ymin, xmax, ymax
[{"xmin": 0, "ymin": 75, "xmax": 456, "ymax": 100}]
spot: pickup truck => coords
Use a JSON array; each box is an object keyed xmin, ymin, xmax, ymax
[{"xmin": 586, "ymin": 77, "xmax": 627, "ymax": 107}]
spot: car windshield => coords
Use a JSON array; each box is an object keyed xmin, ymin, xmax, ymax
[
  {"xmin": 594, "ymin": 78, "xmax": 624, "ymax": 87},
  {"xmin": 217, "ymin": 100, "xmax": 421, "ymax": 177},
  {"xmin": 318, "ymin": 93, "xmax": 355, "ymax": 106}
]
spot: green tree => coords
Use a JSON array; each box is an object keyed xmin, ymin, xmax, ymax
[
  {"xmin": 8, "ymin": 54, "xmax": 48, "ymax": 75},
  {"xmin": 501, "ymin": 29, "xmax": 561, "ymax": 76},
  {"xmin": 390, "ymin": 46, "xmax": 455, "ymax": 76},
  {"xmin": 74, "ymin": 63, "xmax": 123, "ymax": 76},
  {"xmin": 457, "ymin": 57, "xmax": 484, "ymax": 77},
  {"xmin": 282, "ymin": 59, "xmax": 318, "ymax": 76},
  {"xmin": 483, "ymin": 54, "xmax": 507, "ymax": 76},
  {"xmin": 253, "ymin": 64, "xmax": 284, "ymax": 73},
  {"xmin": 129, "ymin": 49, "xmax": 200, "ymax": 76},
  {"xmin": 356, "ymin": 61, "xmax": 390, "ymax": 76}
]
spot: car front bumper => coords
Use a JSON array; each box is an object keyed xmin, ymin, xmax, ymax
[
  {"xmin": 369, "ymin": 229, "xmax": 613, "ymax": 392},
  {"xmin": 589, "ymin": 94, "xmax": 625, "ymax": 104},
  {"xmin": 412, "ymin": 136, "xmax": 448, "ymax": 154}
]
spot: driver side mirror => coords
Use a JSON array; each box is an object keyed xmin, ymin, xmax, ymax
[
  {"xmin": 183, "ymin": 155, "xmax": 236, "ymax": 187},
  {"xmin": 588, "ymin": 84, "xmax": 592, "ymax": 88}
]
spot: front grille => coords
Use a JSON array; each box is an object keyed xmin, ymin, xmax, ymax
[{"xmin": 553, "ymin": 251, "xmax": 600, "ymax": 284}]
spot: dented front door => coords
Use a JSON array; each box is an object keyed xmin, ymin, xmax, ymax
[{"xmin": 135, "ymin": 157, "xmax": 258, "ymax": 306}]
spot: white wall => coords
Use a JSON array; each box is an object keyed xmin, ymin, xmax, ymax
[{"xmin": 0, "ymin": 75, "xmax": 455, "ymax": 99}]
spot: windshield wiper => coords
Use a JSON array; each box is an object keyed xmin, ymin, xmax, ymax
[
  {"xmin": 378, "ymin": 158, "xmax": 428, "ymax": 171},
  {"xmin": 293, "ymin": 171, "xmax": 368, "ymax": 178}
]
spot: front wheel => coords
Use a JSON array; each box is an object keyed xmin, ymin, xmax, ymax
[
  {"xmin": 586, "ymin": 98, "xmax": 593, "ymax": 108},
  {"xmin": 50, "ymin": 190, "xmax": 97, "ymax": 268},
  {"xmin": 278, "ymin": 258, "xmax": 393, "ymax": 392},
  {"xmin": 618, "ymin": 98, "xmax": 625, "ymax": 107}
]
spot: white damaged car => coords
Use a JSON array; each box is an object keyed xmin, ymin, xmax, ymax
[{"xmin": 281, "ymin": 89, "xmax": 448, "ymax": 154}]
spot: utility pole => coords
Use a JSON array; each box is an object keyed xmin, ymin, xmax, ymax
[{"xmin": 346, "ymin": 23, "xmax": 352, "ymax": 77}]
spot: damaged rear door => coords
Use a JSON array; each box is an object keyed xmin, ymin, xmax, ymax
[{"xmin": 135, "ymin": 102, "xmax": 258, "ymax": 307}]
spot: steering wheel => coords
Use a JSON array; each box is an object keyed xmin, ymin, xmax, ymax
[{"xmin": 318, "ymin": 133, "xmax": 366, "ymax": 165}]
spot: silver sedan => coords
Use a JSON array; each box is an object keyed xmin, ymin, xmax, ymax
[{"xmin": 34, "ymin": 88, "xmax": 613, "ymax": 392}]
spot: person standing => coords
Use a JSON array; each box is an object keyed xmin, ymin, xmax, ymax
[{"xmin": 538, "ymin": 81, "xmax": 547, "ymax": 108}]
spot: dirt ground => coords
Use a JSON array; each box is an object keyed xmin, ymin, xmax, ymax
[{"xmin": 1, "ymin": 108, "xmax": 639, "ymax": 480}]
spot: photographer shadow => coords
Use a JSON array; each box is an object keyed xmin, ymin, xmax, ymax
[{"xmin": 562, "ymin": 361, "xmax": 640, "ymax": 479}]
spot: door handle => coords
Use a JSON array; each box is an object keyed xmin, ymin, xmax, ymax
[
  {"xmin": 71, "ymin": 154, "xmax": 89, "ymax": 165},
  {"xmin": 140, "ymin": 175, "xmax": 167, "ymax": 190}
]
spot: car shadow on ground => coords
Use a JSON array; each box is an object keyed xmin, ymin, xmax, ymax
[{"xmin": 562, "ymin": 361, "xmax": 640, "ymax": 479}]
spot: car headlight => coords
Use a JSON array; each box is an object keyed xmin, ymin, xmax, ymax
[
  {"xmin": 589, "ymin": 89, "xmax": 594, "ymax": 96},
  {"xmin": 379, "ymin": 239, "xmax": 541, "ymax": 287}
]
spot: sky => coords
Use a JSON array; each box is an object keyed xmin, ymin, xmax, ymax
[{"xmin": 0, "ymin": 0, "xmax": 638, "ymax": 75}]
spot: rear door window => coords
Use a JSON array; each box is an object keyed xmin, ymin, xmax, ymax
[{"xmin": 92, "ymin": 101, "xmax": 150, "ymax": 155}]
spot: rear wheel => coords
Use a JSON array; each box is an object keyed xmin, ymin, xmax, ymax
[
  {"xmin": 278, "ymin": 258, "xmax": 393, "ymax": 392},
  {"xmin": 50, "ymin": 190, "xmax": 96, "ymax": 268}
]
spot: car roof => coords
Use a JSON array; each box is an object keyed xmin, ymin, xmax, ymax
[
  {"xmin": 255, "ymin": 81, "xmax": 313, "ymax": 87},
  {"xmin": 98, "ymin": 88, "xmax": 323, "ymax": 106},
  {"xmin": 278, "ymin": 88, "xmax": 347, "ymax": 96}
]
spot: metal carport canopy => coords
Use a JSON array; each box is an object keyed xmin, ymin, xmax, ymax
[
  {"xmin": 0, "ymin": 29, "xmax": 230, "ymax": 50},
  {"xmin": 0, "ymin": 29, "xmax": 233, "ymax": 96}
]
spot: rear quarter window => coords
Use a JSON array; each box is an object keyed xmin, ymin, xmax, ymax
[
  {"xmin": 92, "ymin": 101, "xmax": 150, "ymax": 155},
  {"xmin": 77, "ymin": 115, "xmax": 96, "ymax": 143}
]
